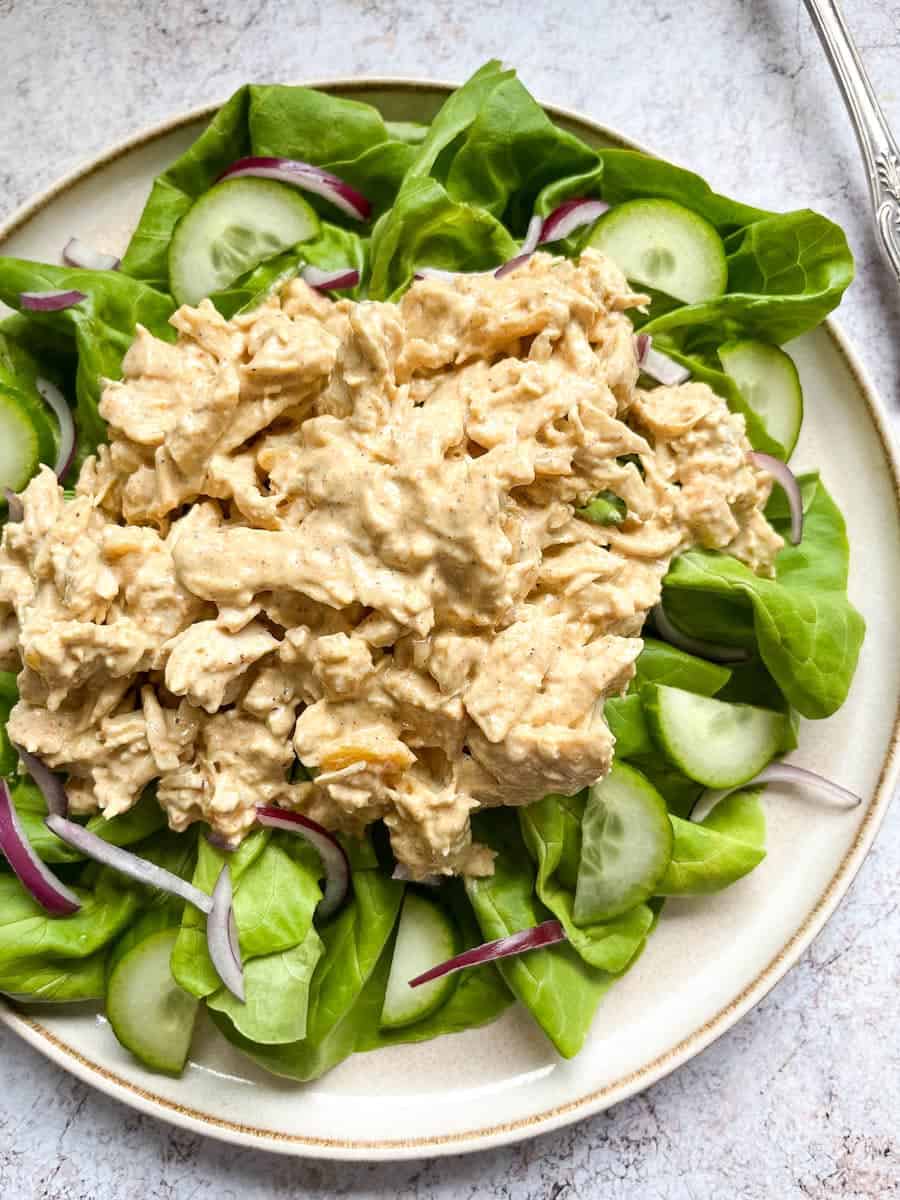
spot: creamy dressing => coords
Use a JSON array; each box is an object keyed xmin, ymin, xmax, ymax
[{"xmin": 0, "ymin": 250, "xmax": 782, "ymax": 878}]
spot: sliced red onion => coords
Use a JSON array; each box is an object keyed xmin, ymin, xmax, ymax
[
  {"xmin": 3, "ymin": 488, "xmax": 24, "ymax": 523},
  {"xmin": 0, "ymin": 780, "xmax": 80, "ymax": 916},
  {"xmin": 217, "ymin": 157, "xmax": 370, "ymax": 221},
  {"xmin": 206, "ymin": 830, "xmax": 238, "ymax": 853},
  {"xmin": 62, "ymin": 237, "xmax": 120, "ymax": 272},
  {"xmin": 255, "ymin": 806, "xmax": 350, "ymax": 920},
  {"xmin": 20, "ymin": 290, "xmax": 86, "ymax": 313},
  {"xmin": 13, "ymin": 746, "xmax": 68, "ymax": 817},
  {"xmin": 35, "ymin": 378, "xmax": 76, "ymax": 479},
  {"xmin": 651, "ymin": 602, "xmax": 750, "ymax": 664},
  {"xmin": 696, "ymin": 762, "xmax": 862, "ymax": 822},
  {"xmin": 45, "ymin": 814, "xmax": 213, "ymax": 914},
  {"xmin": 207, "ymin": 866, "xmax": 244, "ymax": 1002},
  {"xmin": 520, "ymin": 213, "xmax": 544, "ymax": 256},
  {"xmin": 495, "ymin": 252, "xmax": 534, "ymax": 279},
  {"xmin": 539, "ymin": 198, "xmax": 609, "ymax": 244},
  {"xmin": 409, "ymin": 919, "xmax": 567, "ymax": 988},
  {"xmin": 749, "ymin": 452, "xmax": 803, "ymax": 545},
  {"xmin": 637, "ymin": 335, "xmax": 692, "ymax": 386},
  {"xmin": 300, "ymin": 265, "xmax": 360, "ymax": 292}
]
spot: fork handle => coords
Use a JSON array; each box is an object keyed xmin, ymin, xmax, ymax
[{"xmin": 804, "ymin": 0, "xmax": 900, "ymax": 277}]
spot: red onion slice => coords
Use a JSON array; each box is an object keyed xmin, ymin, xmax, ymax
[
  {"xmin": 495, "ymin": 252, "xmax": 534, "ymax": 279},
  {"xmin": 696, "ymin": 762, "xmax": 862, "ymax": 822},
  {"xmin": 20, "ymin": 290, "xmax": 86, "ymax": 312},
  {"xmin": 255, "ymin": 806, "xmax": 350, "ymax": 920},
  {"xmin": 749, "ymin": 452, "xmax": 803, "ymax": 545},
  {"xmin": 35, "ymin": 378, "xmax": 76, "ymax": 479},
  {"xmin": 651, "ymin": 602, "xmax": 750, "ymax": 663},
  {"xmin": 410, "ymin": 919, "xmax": 567, "ymax": 988},
  {"xmin": 3, "ymin": 488, "xmax": 24, "ymax": 523},
  {"xmin": 520, "ymin": 213, "xmax": 544, "ymax": 256},
  {"xmin": 218, "ymin": 157, "xmax": 371, "ymax": 221},
  {"xmin": 539, "ymin": 198, "xmax": 609, "ymax": 244},
  {"xmin": 45, "ymin": 814, "xmax": 213, "ymax": 914},
  {"xmin": 207, "ymin": 866, "xmax": 245, "ymax": 1002},
  {"xmin": 300, "ymin": 265, "xmax": 360, "ymax": 292},
  {"xmin": 13, "ymin": 746, "xmax": 68, "ymax": 817},
  {"xmin": 0, "ymin": 780, "xmax": 80, "ymax": 916},
  {"xmin": 637, "ymin": 335, "xmax": 692, "ymax": 386},
  {"xmin": 62, "ymin": 237, "xmax": 120, "ymax": 272}
]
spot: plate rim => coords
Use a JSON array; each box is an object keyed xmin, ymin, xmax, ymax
[{"xmin": 1, "ymin": 76, "xmax": 898, "ymax": 1161}]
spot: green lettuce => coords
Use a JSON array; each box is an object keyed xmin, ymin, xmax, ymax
[{"xmin": 663, "ymin": 475, "xmax": 864, "ymax": 718}]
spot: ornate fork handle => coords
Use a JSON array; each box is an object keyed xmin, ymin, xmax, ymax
[{"xmin": 804, "ymin": 0, "xmax": 900, "ymax": 279}]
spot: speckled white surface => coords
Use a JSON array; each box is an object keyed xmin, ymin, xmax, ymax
[{"xmin": 0, "ymin": 0, "xmax": 899, "ymax": 1195}]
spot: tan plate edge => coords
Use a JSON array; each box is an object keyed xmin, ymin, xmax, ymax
[{"xmin": 1, "ymin": 77, "xmax": 898, "ymax": 1161}]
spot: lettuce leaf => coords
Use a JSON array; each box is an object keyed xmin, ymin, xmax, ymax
[{"xmin": 663, "ymin": 476, "xmax": 865, "ymax": 718}]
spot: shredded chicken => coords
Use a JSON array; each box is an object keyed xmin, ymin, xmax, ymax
[{"xmin": 0, "ymin": 250, "xmax": 782, "ymax": 878}]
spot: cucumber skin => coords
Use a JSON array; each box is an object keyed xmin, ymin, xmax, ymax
[
  {"xmin": 642, "ymin": 684, "xmax": 787, "ymax": 789},
  {"xmin": 379, "ymin": 891, "xmax": 461, "ymax": 1031}
]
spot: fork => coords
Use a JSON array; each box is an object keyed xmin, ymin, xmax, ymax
[{"xmin": 804, "ymin": 0, "xmax": 900, "ymax": 280}]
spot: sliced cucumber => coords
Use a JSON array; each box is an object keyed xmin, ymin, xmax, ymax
[
  {"xmin": 643, "ymin": 683, "xmax": 788, "ymax": 789},
  {"xmin": 169, "ymin": 178, "xmax": 320, "ymax": 307},
  {"xmin": 718, "ymin": 340, "xmax": 803, "ymax": 459},
  {"xmin": 106, "ymin": 915, "xmax": 199, "ymax": 1076},
  {"xmin": 574, "ymin": 762, "xmax": 673, "ymax": 924},
  {"xmin": 588, "ymin": 199, "xmax": 727, "ymax": 304},
  {"xmin": 0, "ymin": 386, "xmax": 57, "ymax": 493},
  {"xmin": 380, "ymin": 891, "xmax": 460, "ymax": 1030}
]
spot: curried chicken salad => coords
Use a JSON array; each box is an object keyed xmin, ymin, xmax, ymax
[{"xmin": 0, "ymin": 63, "xmax": 864, "ymax": 1079}]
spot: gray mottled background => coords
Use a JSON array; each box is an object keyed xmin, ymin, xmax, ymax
[{"xmin": 1, "ymin": 1, "xmax": 899, "ymax": 1196}]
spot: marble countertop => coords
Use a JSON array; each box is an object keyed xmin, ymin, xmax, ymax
[{"xmin": 1, "ymin": 1, "xmax": 898, "ymax": 1196}]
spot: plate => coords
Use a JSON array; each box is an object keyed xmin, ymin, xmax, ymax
[{"xmin": 1, "ymin": 80, "xmax": 898, "ymax": 1161}]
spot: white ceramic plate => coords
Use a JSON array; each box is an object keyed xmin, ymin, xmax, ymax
[{"xmin": 1, "ymin": 81, "xmax": 898, "ymax": 1161}]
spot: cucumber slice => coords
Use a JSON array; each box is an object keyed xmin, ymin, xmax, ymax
[
  {"xmin": 574, "ymin": 762, "xmax": 673, "ymax": 923},
  {"xmin": 718, "ymin": 340, "xmax": 803, "ymax": 459},
  {"xmin": 0, "ymin": 387, "xmax": 56, "ymax": 493},
  {"xmin": 588, "ymin": 199, "xmax": 727, "ymax": 304},
  {"xmin": 380, "ymin": 891, "xmax": 460, "ymax": 1030},
  {"xmin": 106, "ymin": 918, "xmax": 199, "ymax": 1075},
  {"xmin": 169, "ymin": 178, "xmax": 320, "ymax": 307},
  {"xmin": 643, "ymin": 683, "xmax": 788, "ymax": 789}
]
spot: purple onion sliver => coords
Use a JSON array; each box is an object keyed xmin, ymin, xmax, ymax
[
  {"xmin": 652, "ymin": 602, "xmax": 750, "ymax": 664},
  {"xmin": 300, "ymin": 265, "xmax": 360, "ymax": 292},
  {"xmin": 207, "ymin": 867, "xmax": 244, "ymax": 1002},
  {"xmin": 45, "ymin": 814, "xmax": 213, "ymax": 914},
  {"xmin": 519, "ymin": 213, "xmax": 544, "ymax": 256},
  {"xmin": 20, "ymin": 290, "xmax": 87, "ymax": 313},
  {"xmin": 217, "ymin": 156, "xmax": 371, "ymax": 221},
  {"xmin": 0, "ymin": 780, "xmax": 80, "ymax": 916},
  {"xmin": 3, "ymin": 488, "xmax": 24, "ymax": 523},
  {"xmin": 635, "ymin": 332, "xmax": 651, "ymax": 366},
  {"xmin": 35, "ymin": 378, "xmax": 76, "ymax": 480},
  {"xmin": 255, "ymin": 805, "xmax": 350, "ymax": 919},
  {"xmin": 696, "ymin": 762, "xmax": 862, "ymax": 823},
  {"xmin": 749, "ymin": 452, "xmax": 803, "ymax": 545},
  {"xmin": 539, "ymin": 197, "xmax": 609, "ymax": 244},
  {"xmin": 495, "ymin": 252, "xmax": 533, "ymax": 279},
  {"xmin": 640, "ymin": 345, "xmax": 692, "ymax": 386},
  {"xmin": 62, "ymin": 237, "xmax": 120, "ymax": 272},
  {"xmin": 410, "ymin": 919, "xmax": 566, "ymax": 988},
  {"xmin": 13, "ymin": 745, "xmax": 68, "ymax": 817}
]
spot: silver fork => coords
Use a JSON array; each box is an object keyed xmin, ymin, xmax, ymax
[{"xmin": 804, "ymin": 0, "xmax": 900, "ymax": 279}]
